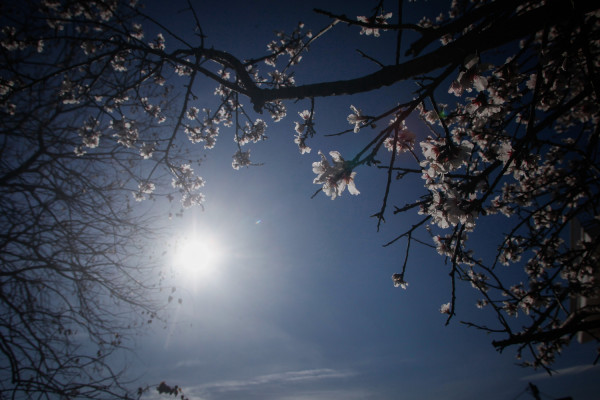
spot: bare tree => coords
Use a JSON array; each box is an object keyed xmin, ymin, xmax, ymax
[
  {"xmin": 1, "ymin": 3, "xmax": 599, "ymax": 396},
  {"xmin": 0, "ymin": 1, "xmax": 183, "ymax": 398}
]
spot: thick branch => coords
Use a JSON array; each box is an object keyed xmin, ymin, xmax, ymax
[
  {"xmin": 247, "ymin": 0, "xmax": 597, "ymax": 110},
  {"xmin": 493, "ymin": 311, "xmax": 600, "ymax": 350}
]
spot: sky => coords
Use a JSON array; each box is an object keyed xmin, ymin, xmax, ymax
[{"xmin": 121, "ymin": 1, "xmax": 600, "ymax": 399}]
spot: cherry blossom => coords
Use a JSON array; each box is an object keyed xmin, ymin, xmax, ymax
[
  {"xmin": 347, "ymin": 105, "xmax": 366, "ymax": 133},
  {"xmin": 110, "ymin": 119, "xmax": 139, "ymax": 148},
  {"xmin": 140, "ymin": 142, "xmax": 156, "ymax": 159},
  {"xmin": 235, "ymin": 119, "xmax": 267, "ymax": 145},
  {"xmin": 232, "ymin": 149, "xmax": 252, "ymax": 170},
  {"xmin": 293, "ymin": 109, "xmax": 314, "ymax": 154},
  {"xmin": 186, "ymin": 107, "xmax": 199, "ymax": 120},
  {"xmin": 78, "ymin": 117, "xmax": 101, "ymax": 149},
  {"xmin": 149, "ymin": 33, "xmax": 165, "ymax": 50},
  {"xmin": 383, "ymin": 127, "xmax": 416, "ymax": 154},
  {"xmin": 312, "ymin": 151, "xmax": 359, "ymax": 200},
  {"xmin": 294, "ymin": 133, "xmax": 312, "ymax": 154},
  {"xmin": 392, "ymin": 273, "xmax": 409, "ymax": 289},
  {"xmin": 356, "ymin": 12, "xmax": 393, "ymax": 37},
  {"xmin": 171, "ymin": 163, "xmax": 205, "ymax": 207}
]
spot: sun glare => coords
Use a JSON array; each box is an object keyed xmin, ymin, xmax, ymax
[{"xmin": 173, "ymin": 233, "xmax": 223, "ymax": 279}]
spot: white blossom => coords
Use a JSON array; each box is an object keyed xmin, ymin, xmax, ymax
[
  {"xmin": 293, "ymin": 110, "xmax": 314, "ymax": 154},
  {"xmin": 78, "ymin": 117, "xmax": 100, "ymax": 149},
  {"xmin": 140, "ymin": 142, "xmax": 156, "ymax": 159},
  {"xmin": 268, "ymin": 70, "xmax": 295, "ymax": 87},
  {"xmin": 356, "ymin": 12, "xmax": 392, "ymax": 37},
  {"xmin": 392, "ymin": 274, "xmax": 408, "ymax": 289},
  {"xmin": 383, "ymin": 128, "xmax": 416, "ymax": 154},
  {"xmin": 347, "ymin": 105, "xmax": 366, "ymax": 133},
  {"xmin": 294, "ymin": 133, "xmax": 311, "ymax": 154},
  {"xmin": 181, "ymin": 193, "xmax": 205, "ymax": 208},
  {"xmin": 171, "ymin": 164, "xmax": 205, "ymax": 191},
  {"xmin": 110, "ymin": 119, "xmax": 138, "ymax": 148},
  {"xmin": 186, "ymin": 107, "xmax": 199, "ymax": 120},
  {"xmin": 236, "ymin": 119, "xmax": 267, "ymax": 145},
  {"xmin": 138, "ymin": 181, "xmax": 155, "ymax": 194},
  {"xmin": 130, "ymin": 23, "xmax": 144, "ymax": 40},
  {"xmin": 149, "ymin": 33, "xmax": 165, "ymax": 50},
  {"xmin": 232, "ymin": 150, "xmax": 252, "ymax": 170},
  {"xmin": 312, "ymin": 151, "xmax": 359, "ymax": 200}
]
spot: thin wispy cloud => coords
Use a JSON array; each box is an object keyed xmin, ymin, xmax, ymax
[
  {"xmin": 201, "ymin": 368, "xmax": 354, "ymax": 391},
  {"xmin": 139, "ymin": 368, "xmax": 361, "ymax": 400},
  {"xmin": 174, "ymin": 359, "xmax": 204, "ymax": 369},
  {"xmin": 521, "ymin": 364, "xmax": 600, "ymax": 380},
  {"xmin": 186, "ymin": 368, "xmax": 356, "ymax": 397},
  {"xmin": 270, "ymin": 388, "xmax": 374, "ymax": 400}
]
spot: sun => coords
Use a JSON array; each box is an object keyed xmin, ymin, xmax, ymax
[{"xmin": 173, "ymin": 233, "xmax": 223, "ymax": 279}]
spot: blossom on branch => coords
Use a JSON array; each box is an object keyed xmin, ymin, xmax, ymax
[
  {"xmin": 232, "ymin": 149, "xmax": 252, "ymax": 170},
  {"xmin": 294, "ymin": 133, "xmax": 312, "ymax": 154},
  {"xmin": 312, "ymin": 151, "xmax": 359, "ymax": 200},
  {"xmin": 235, "ymin": 119, "xmax": 267, "ymax": 145},
  {"xmin": 148, "ymin": 33, "xmax": 165, "ymax": 50},
  {"xmin": 440, "ymin": 303, "xmax": 451, "ymax": 314},
  {"xmin": 448, "ymin": 54, "xmax": 491, "ymax": 96},
  {"xmin": 140, "ymin": 142, "xmax": 156, "ymax": 159},
  {"xmin": 392, "ymin": 273, "xmax": 408, "ymax": 289},
  {"xmin": 171, "ymin": 163, "xmax": 204, "ymax": 189},
  {"xmin": 356, "ymin": 12, "xmax": 393, "ymax": 37},
  {"xmin": 294, "ymin": 109, "xmax": 314, "ymax": 154},
  {"xmin": 78, "ymin": 117, "xmax": 101, "ymax": 150},
  {"xmin": 347, "ymin": 105, "xmax": 366, "ymax": 133},
  {"xmin": 383, "ymin": 126, "xmax": 416, "ymax": 154},
  {"xmin": 110, "ymin": 118, "xmax": 139, "ymax": 148},
  {"xmin": 134, "ymin": 181, "xmax": 155, "ymax": 202},
  {"xmin": 420, "ymin": 137, "xmax": 474, "ymax": 179}
]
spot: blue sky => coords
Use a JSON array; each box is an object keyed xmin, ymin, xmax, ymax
[{"xmin": 126, "ymin": 1, "xmax": 600, "ymax": 399}]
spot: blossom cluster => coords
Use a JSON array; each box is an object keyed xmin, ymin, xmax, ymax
[
  {"xmin": 235, "ymin": 119, "xmax": 267, "ymax": 146},
  {"xmin": 171, "ymin": 164, "xmax": 206, "ymax": 208},
  {"xmin": 293, "ymin": 110, "xmax": 314, "ymax": 154},
  {"xmin": 312, "ymin": 151, "xmax": 359, "ymax": 200},
  {"xmin": 265, "ymin": 22, "xmax": 312, "ymax": 67},
  {"xmin": 75, "ymin": 117, "xmax": 101, "ymax": 155},
  {"xmin": 383, "ymin": 123, "xmax": 416, "ymax": 154},
  {"xmin": 232, "ymin": 150, "xmax": 252, "ymax": 170},
  {"xmin": 110, "ymin": 118, "xmax": 139, "ymax": 148},
  {"xmin": 322, "ymin": 4, "xmax": 596, "ymax": 368},
  {"xmin": 391, "ymin": 273, "xmax": 408, "ymax": 289},
  {"xmin": 356, "ymin": 12, "xmax": 393, "ymax": 37},
  {"xmin": 347, "ymin": 105, "xmax": 367, "ymax": 133},
  {"xmin": 184, "ymin": 108, "xmax": 221, "ymax": 149}
]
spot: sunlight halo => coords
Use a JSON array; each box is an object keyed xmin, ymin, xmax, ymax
[{"xmin": 172, "ymin": 232, "xmax": 224, "ymax": 280}]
